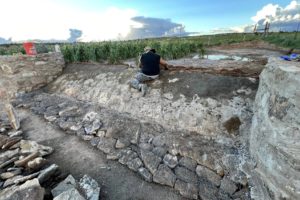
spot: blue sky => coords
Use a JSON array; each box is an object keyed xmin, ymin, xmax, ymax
[
  {"xmin": 0, "ymin": 0, "xmax": 299, "ymax": 42},
  {"xmin": 62, "ymin": 0, "xmax": 292, "ymax": 32}
]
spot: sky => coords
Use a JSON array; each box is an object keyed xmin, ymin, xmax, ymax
[{"xmin": 0, "ymin": 0, "xmax": 299, "ymax": 42}]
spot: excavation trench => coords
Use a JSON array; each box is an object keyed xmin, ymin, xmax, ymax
[{"xmin": 0, "ymin": 46, "xmax": 287, "ymax": 199}]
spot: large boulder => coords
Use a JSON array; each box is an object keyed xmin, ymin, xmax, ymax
[{"xmin": 250, "ymin": 57, "xmax": 300, "ymax": 199}]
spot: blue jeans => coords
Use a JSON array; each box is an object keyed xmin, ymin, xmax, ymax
[{"xmin": 130, "ymin": 72, "xmax": 158, "ymax": 90}]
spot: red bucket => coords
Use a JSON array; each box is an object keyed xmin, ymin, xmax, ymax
[{"xmin": 23, "ymin": 42, "xmax": 37, "ymax": 55}]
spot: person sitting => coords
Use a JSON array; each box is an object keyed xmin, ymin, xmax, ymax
[{"xmin": 130, "ymin": 46, "xmax": 168, "ymax": 96}]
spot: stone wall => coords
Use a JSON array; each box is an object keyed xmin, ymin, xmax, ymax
[
  {"xmin": 0, "ymin": 53, "xmax": 64, "ymax": 100},
  {"xmin": 250, "ymin": 58, "xmax": 300, "ymax": 199},
  {"xmin": 14, "ymin": 92, "xmax": 250, "ymax": 200}
]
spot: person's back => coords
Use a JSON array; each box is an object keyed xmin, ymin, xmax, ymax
[
  {"xmin": 140, "ymin": 51, "xmax": 161, "ymax": 76},
  {"xmin": 130, "ymin": 46, "xmax": 168, "ymax": 96}
]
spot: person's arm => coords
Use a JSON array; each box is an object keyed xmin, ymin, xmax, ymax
[
  {"xmin": 138, "ymin": 55, "xmax": 142, "ymax": 68},
  {"xmin": 159, "ymin": 58, "xmax": 169, "ymax": 70}
]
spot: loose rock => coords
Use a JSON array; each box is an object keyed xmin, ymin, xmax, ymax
[
  {"xmin": 20, "ymin": 140, "xmax": 53, "ymax": 156},
  {"xmin": 97, "ymin": 137, "xmax": 116, "ymax": 154},
  {"xmin": 139, "ymin": 143, "xmax": 153, "ymax": 151},
  {"xmin": 84, "ymin": 119, "xmax": 102, "ymax": 135},
  {"xmin": 8, "ymin": 130, "xmax": 23, "ymax": 137},
  {"xmin": 220, "ymin": 178, "xmax": 238, "ymax": 195},
  {"xmin": 3, "ymin": 175, "xmax": 23, "ymax": 188},
  {"xmin": 0, "ymin": 148, "xmax": 19, "ymax": 163},
  {"xmin": 163, "ymin": 154, "xmax": 178, "ymax": 168},
  {"xmin": 198, "ymin": 179, "xmax": 219, "ymax": 200},
  {"xmin": 196, "ymin": 165, "xmax": 221, "ymax": 186},
  {"xmin": 90, "ymin": 137, "xmax": 101, "ymax": 147},
  {"xmin": 140, "ymin": 150, "xmax": 162, "ymax": 174},
  {"xmin": 53, "ymin": 188, "xmax": 85, "ymax": 200},
  {"xmin": 37, "ymin": 164, "xmax": 59, "ymax": 184},
  {"xmin": 79, "ymin": 174, "xmax": 100, "ymax": 200},
  {"xmin": 15, "ymin": 151, "xmax": 39, "ymax": 167},
  {"xmin": 51, "ymin": 175, "xmax": 77, "ymax": 197},
  {"xmin": 115, "ymin": 138, "xmax": 130, "ymax": 149},
  {"xmin": 174, "ymin": 179, "xmax": 198, "ymax": 200},
  {"xmin": 127, "ymin": 157, "xmax": 143, "ymax": 172},
  {"xmin": 153, "ymin": 164, "xmax": 176, "ymax": 187},
  {"xmin": 138, "ymin": 167, "xmax": 152, "ymax": 182},
  {"xmin": 152, "ymin": 146, "xmax": 167, "ymax": 158},
  {"xmin": 175, "ymin": 166, "xmax": 198, "ymax": 184},
  {"xmin": 0, "ymin": 178, "xmax": 44, "ymax": 200},
  {"xmin": 118, "ymin": 149, "xmax": 137, "ymax": 165},
  {"xmin": 58, "ymin": 106, "xmax": 80, "ymax": 117},
  {"xmin": 5, "ymin": 104, "xmax": 20, "ymax": 130},
  {"xmin": 0, "ymin": 169, "xmax": 22, "ymax": 180},
  {"xmin": 27, "ymin": 157, "xmax": 47, "ymax": 170},
  {"xmin": 179, "ymin": 157, "xmax": 197, "ymax": 171},
  {"xmin": 96, "ymin": 130, "xmax": 106, "ymax": 138},
  {"xmin": 81, "ymin": 135, "xmax": 94, "ymax": 141},
  {"xmin": 13, "ymin": 172, "xmax": 40, "ymax": 185},
  {"xmin": 2, "ymin": 137, "xmax": 22, "ymax": 150}
]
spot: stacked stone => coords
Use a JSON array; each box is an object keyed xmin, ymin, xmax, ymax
[
  {"xmin": 0, "ymin": 52, "xmax": 64, "ymax": 100},
  {"xmin": 15, "ymin": 92, "xmax": 251, "ymax": 200},
  {"xmin": 0, "ymin": 104, "xmax": 100, "ymax": 200},
  {"xmin": 0, "ymin": 104, "xmax": 54, "ymax": 199}
]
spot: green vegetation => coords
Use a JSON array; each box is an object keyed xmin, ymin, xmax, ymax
[
  {"xmin": 262, "ymin": 32, "xmax": 300, "ymax": 49},
  {"xmin": 0, "ymin": 32, "xmax": 299, "ymax": 64},
  {"xmin": 60, "ymin": 39, "xmax": 204, "ymax": 64}
]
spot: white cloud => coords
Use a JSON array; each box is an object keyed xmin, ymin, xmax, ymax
[
  {"xmin": 210, "ymin": 26, "xmax": 245, "ymax": 34},
  {"xmin": 0, "ymin": 0, "xmax": 141, "ymax": 41},
  {"xmin": 250, "ymin": 0, "xmax": 300, "ymax": 31},
  {"xmin": 251, "ymin": 3, "xmax": 279, "ymax": 22}
]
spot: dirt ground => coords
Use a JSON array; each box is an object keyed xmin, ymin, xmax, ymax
[{"xmin": 18, "ymin": 109, "xmax": 186, "ymax": 200}]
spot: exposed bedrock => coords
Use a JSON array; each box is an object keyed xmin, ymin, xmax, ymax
[{"xmin": 250, "ymin": 58, "xmax": 300, "ymax": 200}]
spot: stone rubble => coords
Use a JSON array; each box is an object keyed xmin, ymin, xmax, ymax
[
  {"xmin": 0, "ymin": 104, "xmax": 101, "ymax": 200},
  {"xmin": 0, "ymin": 178, "xmax": 45, "ymax": 200}
]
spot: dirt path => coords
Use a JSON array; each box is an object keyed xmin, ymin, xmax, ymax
[{"xmin": 18, "ymin": 108, "xmax": 186, "ymax": 200}]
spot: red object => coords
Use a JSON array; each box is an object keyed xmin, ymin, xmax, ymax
[{"xmin": 23, "ymin": 42, "xmax": 37, "ymax": 55}]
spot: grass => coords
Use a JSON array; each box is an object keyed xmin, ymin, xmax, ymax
[
  {"xmin": 0, "ymin": 32, "xmax": 299, "ymax": 64},
  {"xmin": 262, "ymin": 32, "xmax": 300, "ymax": 49}
]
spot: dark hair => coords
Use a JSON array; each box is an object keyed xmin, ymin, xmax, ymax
[{"xmin": 150, "ymin": 49, "xmax": 156, "ymax": 53}]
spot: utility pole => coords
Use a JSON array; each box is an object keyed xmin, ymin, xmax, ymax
[{"xmin": 294, "ymin": 21, "xmax": 300, "ymax": 40}]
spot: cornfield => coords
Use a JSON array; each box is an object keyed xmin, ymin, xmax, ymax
[
  {"xmin": 60, "ymin": 39, "xmax": 204, "ymax": 64},
  {"xmin": 0, "ymin": 32, "xmax": 298, "ymax": 64}
]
